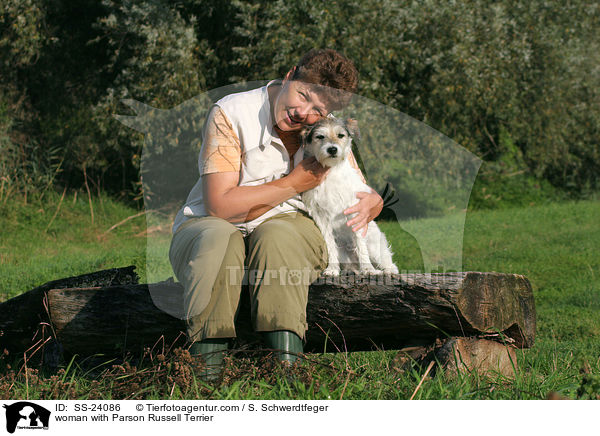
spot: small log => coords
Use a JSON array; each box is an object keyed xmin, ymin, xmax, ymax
[
  {"xmin": 0, "ymin": 269, "xmax": 535, "ymax": 357},
  {"xmin": 393, "ymin": 337, "xmax": 518, "ymax": 379},
  {"xmin": 437, "ymin": 337, "xmax": 518, "ymax": 377}
]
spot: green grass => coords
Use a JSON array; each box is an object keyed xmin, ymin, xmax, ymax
[
  {"xmin": 0, "ymin": 191, "xmax": 149, "ymax": 300},
  {"xmin": 1, "ymin": 192, "xmax": 599, "ymax": 400}
]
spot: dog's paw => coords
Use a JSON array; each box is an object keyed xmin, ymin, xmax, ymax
[
  {"xmin": 322, "ymin": 267, "xmax": 340, "ymax": 277},
  {"xmin": 383, "ymin": 265, "xmax": 399, "ymax": 275},
  {"xmin": 358, "ymin": 265, "xmax": 380, "ymax": 275}
]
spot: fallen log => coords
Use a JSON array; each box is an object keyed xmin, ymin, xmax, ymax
[
  {"xmin": 0, "ymin": 266, "xmax": 535, "ymax": 358},
  {"xmin": 307, "ymin": 270, "xmax": 536, "ymax": 350},
  {"xmin": 0, "ymin": 266, "xmax": 139, "ymax": 354}
]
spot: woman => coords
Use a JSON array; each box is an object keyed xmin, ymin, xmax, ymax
[{"xmin": 169, "ymin": 49, "xmax": 383, "ymax": 379}]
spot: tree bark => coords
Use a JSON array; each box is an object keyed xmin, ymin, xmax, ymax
[
  {"xmin": 0, "ymin": 266, "xmax": 139, "ymax": 354},
  {"xmin": 0, "ymin": 267, "xmax": 535, "ymax": 357},
  {"xmin": 305, "ymin": 271, "xmax": 535, "ymax": 351}
]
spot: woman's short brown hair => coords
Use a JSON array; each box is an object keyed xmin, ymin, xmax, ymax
[{"xmin": 292, "ymin": 49, "xmax": 358, "ymax": 111}]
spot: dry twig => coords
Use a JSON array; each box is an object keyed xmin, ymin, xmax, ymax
[{"xmin": 409, "ymin": 360, "xmax": 435, "ymax": 400}]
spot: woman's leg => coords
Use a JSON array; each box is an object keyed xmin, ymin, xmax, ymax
[
  {"xmin": 245, "ymin": 212, "xmax": 328, "ymax": 354},
  {"xmin": 169, "ymin": 216, "xmax": 246, "ymax": 342}
]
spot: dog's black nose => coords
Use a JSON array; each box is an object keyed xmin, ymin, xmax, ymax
[{"xmin": 327, "ymin": 146, "xmax": 338, "ymax": 156}]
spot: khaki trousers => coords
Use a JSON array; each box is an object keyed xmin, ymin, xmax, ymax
[{"xmin": 168, "ymin": 212, "xmax": 328, "ymax": 342}]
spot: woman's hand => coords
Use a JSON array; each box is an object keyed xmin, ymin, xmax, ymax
[
  {"xmin": 287, "ymin": 156, "xmax": 330, "ymax": 193},
  {"xmin": 343, "ymin": 190, "xmax": 384, "ymax": 236}
]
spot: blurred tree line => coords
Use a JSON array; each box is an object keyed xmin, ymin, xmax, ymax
[{"xmin": 1, "ymin": 0, "xmax": 598, "ymax": 207}]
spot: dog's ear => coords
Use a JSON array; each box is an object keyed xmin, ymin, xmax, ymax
[
  {"xmin": 300, "ymin": 125, "xmax": 312, "ymax": 143},
  {"xmin": 344, "ymin": 118, "xmax": 360, "ymax": 140}
]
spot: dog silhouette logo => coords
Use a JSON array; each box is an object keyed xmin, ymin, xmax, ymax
[{"xmin": 3, "ymin": 402, "xmax": 51, "ymax": 433}]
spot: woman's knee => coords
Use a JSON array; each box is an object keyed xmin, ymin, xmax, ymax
[
  {"xmin": 170, "ymin": 217, "xmax": 245, "ymax": 279},
  {"xmin": 248, "ymin": 214, "xmax": 326, "ymax": 271},
  {"xmin": 248, "ymin": 216, "xmax": 297, "ymax": 252},
  {"xmin": 185, "ymin": 217, "xmax": 244, "ymax": 253}
]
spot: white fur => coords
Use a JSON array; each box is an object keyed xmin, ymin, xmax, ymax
[{"xmin": 301, "ymin": 118, "xmax": 399, "ymax": 276}]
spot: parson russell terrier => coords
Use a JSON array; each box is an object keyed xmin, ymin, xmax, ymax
[{"xmin": 300, "ymin": 117, "xmax": 399, "ymax": 276}]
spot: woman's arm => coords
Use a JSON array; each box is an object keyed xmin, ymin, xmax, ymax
[{"xmin": 203, "ymin": 156, "xmax": 329, "ymax": 223}]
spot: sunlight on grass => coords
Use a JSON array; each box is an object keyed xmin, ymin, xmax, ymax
[{"xmin": 1, "ymin": 194, "xmax": 599, "ymax": 399}]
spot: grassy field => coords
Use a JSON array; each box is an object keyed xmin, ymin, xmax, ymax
[{"xmin": 1, "ymin": 192, "xmax": 599, "ymax": 399}]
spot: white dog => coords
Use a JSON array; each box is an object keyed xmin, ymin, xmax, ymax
[{"xmin": 300, "ymin": 117, "xmax": 399, "ymax": 276}]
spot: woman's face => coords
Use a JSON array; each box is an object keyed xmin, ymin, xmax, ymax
[{"xmin": 272, "ymin": 71, "xmax": 329, "ymax": 132}]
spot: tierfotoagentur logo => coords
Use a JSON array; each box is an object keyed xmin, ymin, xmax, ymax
[{"xmin": 3, "ymin": 402, "xmax": 51, "ymax": 433}]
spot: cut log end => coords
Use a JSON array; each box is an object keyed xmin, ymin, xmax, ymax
[{"xmin": 458, "ymin": 272, "xmax": 536, "ymax": 348}]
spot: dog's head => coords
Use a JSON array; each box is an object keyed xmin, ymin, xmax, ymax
[{"xmin": 300, "ymin": 117, "xmax": 359, "ymax": 168}]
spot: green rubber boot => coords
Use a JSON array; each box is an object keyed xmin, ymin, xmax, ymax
[
  {"xmin": 263, "ymin": 330, "xmax": 303, "ymax": 364},
  {"xmin": 189, "ymin": 338, "xmax": 229, "ymax": 381}
]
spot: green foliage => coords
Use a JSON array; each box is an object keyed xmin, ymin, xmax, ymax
[
  {"xmin": 228, "ymin": 0, "xmax": 600, "ymax": 200},
  {"xmin": 0, "ymin": 0, "xmax": 47, "ymax": 72},
  {"xmin": 1, "ymin": 0, "xmax": 212, "ymax": 201},
  {"xmin": 0, "ymin": 90, "xmax": 61, "ymax": 204},
  {"xmin": 0, "ymin": 0, "xmax": 598, "ymax": 206},
  {"xmin": 76, "ymin": 0, "xmax": 213, "ymax": 200},
  {"xmin": 0, "ymin": 94, "xmax": 15, "ymax": 201},
  {"xmin": 468, "ymin": 128, "xmax": 565, "ymax": 209},
  {"xmin": 0, "ymin": 0, "xmax": 54, "ymax": 201}
]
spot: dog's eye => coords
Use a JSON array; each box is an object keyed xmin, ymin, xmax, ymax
[
  {"xmin": 337, "ymin": 133, "xmax": 346, "ymax": 138},
  {"xmin": 315, "ymin": 134, "xmax": 325, "ymax": 140}
]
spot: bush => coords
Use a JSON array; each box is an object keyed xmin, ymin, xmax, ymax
[
  {"xmin": 228, "ymin": 0, "xmax": 600, "ymax": 200},
  {"xmin": 1, "ymin": 0, "xmax": 598, "ymax": 206},
  {"xmin": 65, "ymin": 0, "xmax": 213, "ymax": 201}
]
